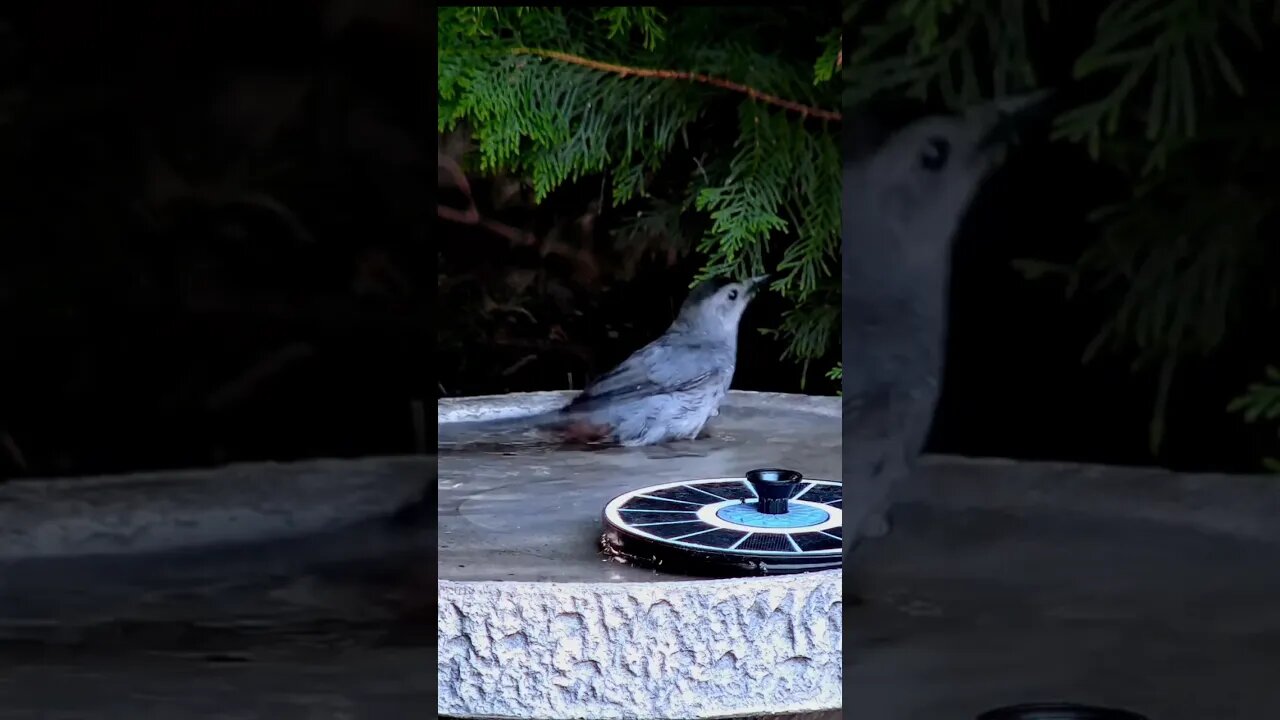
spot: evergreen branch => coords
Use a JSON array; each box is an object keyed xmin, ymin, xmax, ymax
[
  {"xmin": 1051, "ymin": 0, "xmax": 1262, "ymax": 173},
  {"xmin": 1228, "ymin": 366, "xmax": 1280, "ymax": 471},
  {"xmin": 439, "ymin": 7, "xmax": 843, "ymax": 370},
  {"xmin": 1228, "ymin": 366, "xmax": 1280, "ymax": 423},
  {"xmin": 814, "ymin": 31, "xmax": 842, "ymax": 84},
  {"xmin": 511, "ymin": 47, "xmax": 842, "ymax": 121}
]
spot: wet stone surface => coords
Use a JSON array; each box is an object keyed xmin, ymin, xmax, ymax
[
  {"xmin": 844, "ymin": 476, "xmax": 1280, "ymax": 719},
  {"xmin": 0, "ymin": 460, "xmax": 436, "ymax": 719},
  {"xmin": 437, "ymin": 394, "xmax": 842, "ymax": 583}
]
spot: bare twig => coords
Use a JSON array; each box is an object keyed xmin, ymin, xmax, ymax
[
  {"xmin": 480, "ymin": 217, "xmax": 538, "ymax": 246},
  {"xmin": 437, "ymin": 151, "xmax": 481, "ymax": 224},
  {"xmin": 501, "ymin": 354, "xmax": 537, "ymax": 377},
  {"xmin": 222, "ymin": 192, "xmax": 316, "ymax": 246},
  {"xmin": 0, "ymin": 430, "xmax": 26, "ymax": 471},
  {"xmin": 437, "ymin": 151, "xmax": 538, "ymax": 245},
  {"xmin": 482, "ymin": 295, "xmax": 537, "ymax": 322},
  {"xmin": 205, "ymin": 342, "xmax": 316, "ymax": 411},
  {"xmin": 513, "ymin": 47, "xmax": 842, "ymax": 122},
  {"xmin": 410, "ymin": 399, "xmax": 427, "ymax": 455},
  {"xmin": 436, "ymin": 204, "xmax": 477, "ymax": 224}
]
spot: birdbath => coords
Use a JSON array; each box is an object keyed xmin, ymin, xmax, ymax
[{"xmin": 437, "ymin": 390, "xmax": 843, "ymax": 720}]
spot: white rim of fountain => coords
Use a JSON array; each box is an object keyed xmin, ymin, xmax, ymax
[{"xmin": 438, "ymin": 390, "xmax": 843, "ymax": 720}]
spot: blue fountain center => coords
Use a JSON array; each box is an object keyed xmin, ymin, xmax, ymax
[{"xmin": 716, "ymin": 501, "xmax": 830, "ymax": 529}]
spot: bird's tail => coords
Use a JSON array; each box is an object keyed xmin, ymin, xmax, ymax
[{"xmin": 436, "ymin": 408, "xmax": 567, "ymax": 449}]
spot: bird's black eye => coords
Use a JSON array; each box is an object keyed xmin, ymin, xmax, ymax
[
  {"xmin": 727, "ymin": 288, "xmax": 739, "ymax": 301},
  {"xmin": 920, "ymin": 137, "xmax": 950, "ymax": 171}
]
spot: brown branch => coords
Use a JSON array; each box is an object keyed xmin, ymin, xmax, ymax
[
  {"xmin": 512, "ymin": 47, "xmax": 842, "ymax": 122},
  {"xmin": 437, "ymin": 151, "xmax": 537, "ymax": 245},
  {"xmin": 0, "ymin": 430, "xmax": 26, "ymax": 472},
  {"xmin": 437, "ymin": 203, "xmax": 479, "ymax": 224},
  {"xmin": 437, "ymin": 151, "xmax": 480, "ymax": 224}
]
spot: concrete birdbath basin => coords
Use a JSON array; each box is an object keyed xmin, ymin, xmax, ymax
[
  {"xmin": 437, "ymin": 390, "xmax": 844, "ymax": 720},
  {"xmin": 0, "ymin": 457, "xmax": 435, "ymax": 719},
  {"xmin": 843, "ymin": 457, "xmax": 1280, "ymax": 719}
]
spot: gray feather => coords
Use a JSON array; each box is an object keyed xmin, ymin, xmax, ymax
[{"xmin": 439, "ymin": 274, "xmax": 766, "ymax": 448}]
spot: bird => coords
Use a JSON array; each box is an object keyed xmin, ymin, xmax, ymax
[
  {"xmin": 841, "ymin": 92, "xmax": 1050, "ymax": 544},
  {"xmin": 438, "ymin": 274, "xmax": 772, "ymax": 448}
]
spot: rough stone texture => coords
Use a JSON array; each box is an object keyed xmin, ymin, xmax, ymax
[
  {"xmin": 438, "ymin": 391, "xmax": 843, "ymax": 719},
  {"xmin": 438, "ymin": 572, "xmax": 843, "ymax": 720},
  {"xmin": 0, "ymin": 456, "xmax": 429, "ymax": 559}
]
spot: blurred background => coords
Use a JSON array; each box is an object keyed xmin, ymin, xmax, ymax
[
  {"xmin": 0, "ymin": 0, "xmax": 430, "ymax": 479},
  {"xmin": 839, "ymin": 0, "xmax": 1280, "ymax": 474}
]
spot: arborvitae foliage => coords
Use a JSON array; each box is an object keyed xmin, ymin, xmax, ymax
[
  {"xmin": 1228, "ymin": 365, "xmax": 1280, "ymax": 471},
  {"xmin": 438, "ymin": 7, "xmax": 841, "ymax": 380},
  {"xmin": 845, "ymin": 0, "xmax": 1280, "ymax": 458}
]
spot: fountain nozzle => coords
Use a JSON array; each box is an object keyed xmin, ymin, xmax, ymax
[{"xmin": 745, "ymin": 468, "xmax": 803, "ymax": 514}]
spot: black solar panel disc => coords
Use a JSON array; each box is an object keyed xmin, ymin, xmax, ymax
[{"xmin": 600, "ymin": 469, "xmax": 842, "ymax": 577}]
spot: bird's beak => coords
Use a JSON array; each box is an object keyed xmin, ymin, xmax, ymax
[
  {"xmin": 747, "ymin": 274, "xmax": 772, "ymax": 295},
  {"xmin": 975, "ymin": 89, "xmax": 1054, "ymax": 154}
]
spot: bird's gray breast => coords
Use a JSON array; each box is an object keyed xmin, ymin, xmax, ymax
[
  {"xmin": 608, "ymin": 343, "xmax": 735, "ymax": 446},
  {"xmin": 842, "ymin": 311, "xmax": 946, "ymax": 469}
]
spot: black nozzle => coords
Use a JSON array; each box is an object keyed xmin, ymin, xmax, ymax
[
  {"xmin": 976, "ymin": 703, "xmax": 1150, "ymax": 720},
  {"xmin": 745, "ymin": 468, "xmax": 803, "ymax": 514}
]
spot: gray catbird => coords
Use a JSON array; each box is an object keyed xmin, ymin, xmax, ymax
[
  {"xmin": 842, "ymin": 93, "xmax": 1048, "ymax": 543},
  {"xmin": 439, "ymin": 274, "xmax": 771, "ymax": 448}
]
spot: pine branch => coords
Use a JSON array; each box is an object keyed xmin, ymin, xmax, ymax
[
  {"xmin": 511, "ymin": 47, "xmax": 842, "ymax": 121},
  {"xmin": 439, "ymin": 6, "xmax": 842, "ymax": 371}
]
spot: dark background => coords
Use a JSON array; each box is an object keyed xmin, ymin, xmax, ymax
[
  {"xmin": 0, "ymin": 1, "xmax": 1272, "ymax": 480},
  {"xmin": 929, "ymin": 0, "xmax": 1280, "ymax": 475},
  {"xmin": 0, "ymin": 0, "xmax": 431, "ymax": 480}
]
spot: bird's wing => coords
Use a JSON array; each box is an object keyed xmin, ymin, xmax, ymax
[{"xmin": 565, "ymin": 339, "xmax": 730, "ymax": 414}]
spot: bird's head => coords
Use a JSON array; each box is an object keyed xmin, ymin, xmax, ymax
[
  {"xmin": 843, "ymin": 92, "xmax": 1051, "ymax": 273},
  {"xmin": 673, "ymin": 274, "xmax": 771, "ymax": 340}
]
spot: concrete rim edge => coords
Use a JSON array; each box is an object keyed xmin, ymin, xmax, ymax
[
  {"xmin": 438, "ymin": 389, "xmax": 841, "ymax": 423},
  {"xmin": 0, "ymin": 456, "xmax": 430, "ymax": 560}
]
